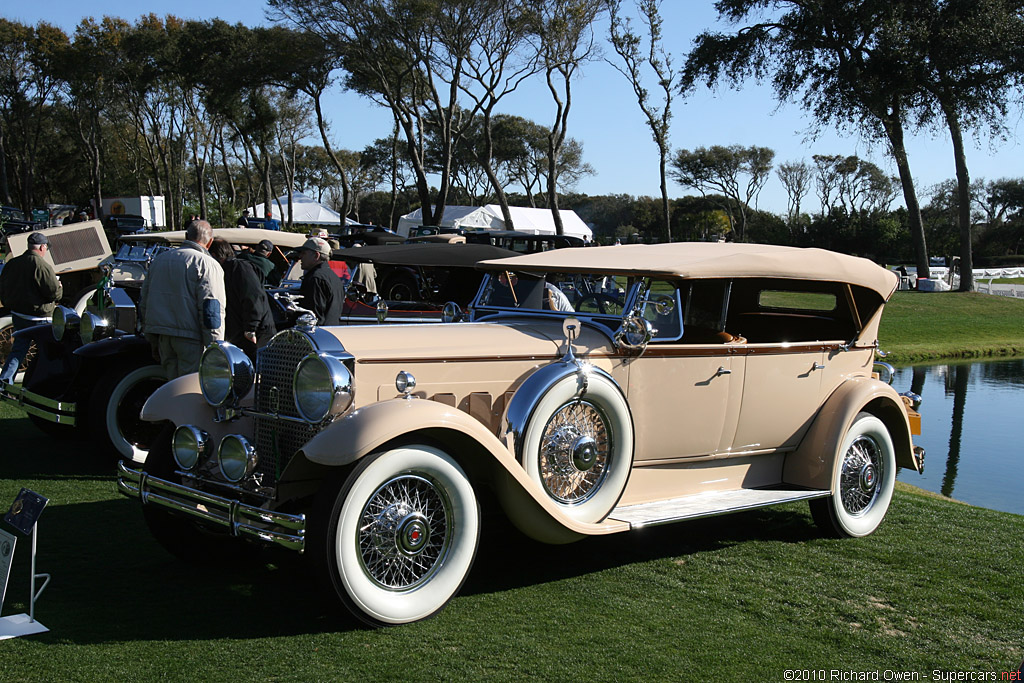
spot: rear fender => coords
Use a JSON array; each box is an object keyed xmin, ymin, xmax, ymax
[
  {"xmin": 785, "ymin": 377, "xmax": 917, "ymax": 490},
  {"xmin": 301, "ymin": 398, "xmax": 625, "ymax": 543}
]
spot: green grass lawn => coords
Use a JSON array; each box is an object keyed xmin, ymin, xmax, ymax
[
  {"xmin": 879, "ymin": 291, "xmax": 1024, "ymax": 363},
  {"xmin": 0, "ymin": 400, "xmax": 1021, "ymax": 680}
]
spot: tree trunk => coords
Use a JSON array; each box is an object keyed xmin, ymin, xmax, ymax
[
  {"xmin": 943, "ymin": 105, "xmax": 973, "ymax": 291},
  {"xmin": 659, "ymin": 146, "xmax": 671, "ymax": 242},
  {"xmin": 882, "ymin": 113, "xmax": 930, "ymax": 280}
]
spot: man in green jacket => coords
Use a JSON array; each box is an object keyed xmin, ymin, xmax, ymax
[{"xmin": 0, "ymin": 231, "xmax": 63, "ymax": 384}]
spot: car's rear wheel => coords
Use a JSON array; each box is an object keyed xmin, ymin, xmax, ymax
[
  {"xmin": 519, "ymin": 372, "xmax": 633, "ymax": 524},
  {"xmin": 90, "ymin": 363, "xmax": 167, "ymax": 462},
  {"xmin": 810, "ymin": 412, "xmax": 896, "ymax": 538},
  {"xmin": 381, "ymin": 272, "xmax": 418, "ymax": 302},
  {"xmin": 315, "ymin": 445, "xmax": 480, "ymax": 626}
]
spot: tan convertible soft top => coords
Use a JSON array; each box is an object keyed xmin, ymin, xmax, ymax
[
  {"xmin": 120, "ymin": 228, "xmax": 308, "ymax": 249},
  {"xmin": 479, "ymin": 242, "xmax": 899, "ymax": 298}
]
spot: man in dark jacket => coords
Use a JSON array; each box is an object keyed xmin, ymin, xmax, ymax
[
  {"xmin": 208, "ymin": 238, "xmax": 276, "ymax": 361},
  {"xmin": 239, "ymin": 239, "xmax": 279, "ymax": 286},
  {"xmin": 0, "ymin": 231, "xmax": 63, "ymax": 384},
  {"xmin": 298, "ymin": 236, "xmax": 345, "ymax": 326}
]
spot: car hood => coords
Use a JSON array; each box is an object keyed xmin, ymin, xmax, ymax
[{"xmin": 321, "ymin": 319, "xmax": 612, "ymax": 362}]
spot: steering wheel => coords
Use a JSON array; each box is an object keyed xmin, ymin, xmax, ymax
[
  {"xmin": 346, "ymin": 281, "xmax": 377, "ymax": 304},
  {"xmin": 575, "ymin": 293, "xmax": 625, "ymax": 315}
]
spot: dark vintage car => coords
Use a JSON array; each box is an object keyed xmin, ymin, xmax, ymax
[
  {"xmin": 1, "ymin": 235, "xmax": 513, "ymax": 463},
  {"xmin": 339, "ymin": 242, "xmax": 516, "ymax": 306},
  {"xmin": 0, "ymin": 229, "xmax": 308, "ymax": 461},
  {"xmin": 464, "ymin": 229, "xmax": 586, "ymax": 253}
]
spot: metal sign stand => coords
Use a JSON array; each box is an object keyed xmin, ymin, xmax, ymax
[
  {"xmin": 0, "ymin": 522, "xmax": 50, "ymax": 639},
  {"xmin": 1, "ymin": 488, "xmax": 51, "ymax": 640}
]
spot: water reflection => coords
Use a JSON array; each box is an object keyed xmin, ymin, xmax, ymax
[{"xmin": 894, "ymin": 359, "xmax": 1024, "ymax": 516}]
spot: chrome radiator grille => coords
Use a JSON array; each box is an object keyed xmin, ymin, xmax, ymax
[{"xmin": 253, "ymin": 330, "xmax": 323, "ymax": 482}]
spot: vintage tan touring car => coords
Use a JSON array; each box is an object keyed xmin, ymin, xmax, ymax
[{"xmin": 118, "ymin": 242, "xmax": 923, "ymax": 626}]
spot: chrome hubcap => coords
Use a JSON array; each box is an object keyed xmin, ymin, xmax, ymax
[
  {"xmin": 840, "ymin": 435, "xmax": 883, "ymax": 516},
  {"xmin": 539, "ymin": 400, "xmax": 611, "ymax": 505},
  {"xmin": 357, "ymin": 474, "xmax": 451, "ymax": 590}
]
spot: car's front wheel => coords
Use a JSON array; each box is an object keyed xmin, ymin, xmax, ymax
[
  {"xmin": 90, "ymin": 363, "xmax": 168, "ymax": 462},
  {"xmin": 316, "ymin": 445, "xmax": 480, "ymax": 626},
  {"xmin": 810, "ymin": 412, "xmax": 896, "ymax": 538}
]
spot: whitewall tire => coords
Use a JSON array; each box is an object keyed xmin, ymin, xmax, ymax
[
  {"xmin": 323, "ymin": 445, "xmax": 480, "ymax": 626},
  {"xmin": 92, "ymin": 363, "xmax": 168, "ymax": 462},
  {"xmin": 811, "ymin": 412, "xmax": 896, "ymax": 538},
  {"xmin": 520, "ymin": 372, "xmax": 633, "ymax": 524}
]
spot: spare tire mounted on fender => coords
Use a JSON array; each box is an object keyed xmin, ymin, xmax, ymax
[{"xmin": 507, "ymin": 363, "xmax": 633, "ymax": 524}]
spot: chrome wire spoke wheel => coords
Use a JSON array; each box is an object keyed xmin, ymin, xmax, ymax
[
  {"xmin": 357, "ymin": 474, "xmax": 452, "ymax": 591},
  {"xmin": 810, "ymin": 412, "xmax": 896, "ymax": 538},
  {"xmin": 538, "ymin": 400, "xmax": 611, "ymax": 505},
  {"xmin": 839, "ymin": 435, "xmax": 883, "ymax": 516}
]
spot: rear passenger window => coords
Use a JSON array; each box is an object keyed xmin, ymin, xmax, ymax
[{"xmin": 758, "ymin": 290, "xmax": 836, "ymax": 312}]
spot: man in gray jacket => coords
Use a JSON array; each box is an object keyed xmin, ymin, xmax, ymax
[
  {"xmin": 0, "ymin": 231, "xmax": 63, "ymax": 384},
  {"xmin": 140, "ymin": 220, "xmax": 226, "ymax": 378}
]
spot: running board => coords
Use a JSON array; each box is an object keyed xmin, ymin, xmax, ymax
[{"xmin": 609, "ymin": 488, "xmax": 831, "ymax": 529}]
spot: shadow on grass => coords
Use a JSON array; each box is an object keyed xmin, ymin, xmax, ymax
[
  {"xmin": 0, "ymin": 416, "xmax": 119, "ymax": 481},
  {"xmin": 3, "ymin": 494, "xmax": 823, "ymax": 645}
]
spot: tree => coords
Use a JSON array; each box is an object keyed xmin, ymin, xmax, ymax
[
  {"xmin": 606, "ymin": 0, "xmax": 677, "ymax": 242},
  {"xmin": 0, "ymin": 19, "xmax": 68, "ymax": 212},
  {"xmin": 669, "ymin": 144, "xmax": 773, "ymax": 241},
  {"xmin": 684, "ymin": 0, "xmax": 933, "ymax": 277},
  {"xmin": 528, "ymin": 0, "xmax": 606, "ymax": 234},
  {"xmin": 776, "ymin": 159, "xmax": 811, "ymax": 230},
  {"xmin": 911, "ymin": 0, "xmax": 1024, "ymax": 290}
]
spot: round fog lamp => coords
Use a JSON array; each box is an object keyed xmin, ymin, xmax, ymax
[
  {"xmin": 217, "ymin": 434, "xmax": 257, "ymax": 483},
  {"xmin": 172, "ymin": 424, "xmax": 208, "ymax": 470},
  {"xmin": 293, "ymin": 353, "xmax": 353, "ymax": 423},
  {"xmin": 199, "ymin": 341, "xmax": 254, "ymax": 407}
]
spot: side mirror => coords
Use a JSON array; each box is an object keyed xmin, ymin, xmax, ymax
[
  {"xmin": 442, "ymin": 301, "xmax": 462, "ymax": 323},
  {"xmin": 614, "ymin": 314, "xmax": 654, "ymax": 353}
]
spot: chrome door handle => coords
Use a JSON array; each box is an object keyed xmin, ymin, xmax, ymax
[
  {"xmin": 716, "ymin": 366, "xmax": 731, "ymax": 376},
  {"xmin": 813, "ymin": 363, "xmax": 825, "ymax": 371}
]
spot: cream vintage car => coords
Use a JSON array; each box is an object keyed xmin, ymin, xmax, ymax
[{"xmin": 118, "ymin": 242, "xmax": 924, "ymax": 626}]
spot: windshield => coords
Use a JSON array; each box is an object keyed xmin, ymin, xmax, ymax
[{"xmin": 474, "ymin": 271, "xmax": 627, "ymax": 317}]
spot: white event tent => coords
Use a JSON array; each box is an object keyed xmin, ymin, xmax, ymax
[
  {"xmin": 253, "ymin": 191, "xmax": 355, "ymax": 226},
  {"xmin": 396, "ymin": 204, "xmax": 592, "ymax": 241}
]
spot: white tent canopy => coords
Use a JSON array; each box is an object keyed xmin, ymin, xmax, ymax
[
  {"xmin": 253, "ymin": 191, "xmax": 355, "ymax": 226},
  {"xmin": 396, "ymin": 205, "xmax": 592, "ymax": 241}
]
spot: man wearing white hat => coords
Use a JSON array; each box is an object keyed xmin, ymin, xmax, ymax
[{"xmin": 298, "ymin": 236, "xmax": 345, "ymax": 325}]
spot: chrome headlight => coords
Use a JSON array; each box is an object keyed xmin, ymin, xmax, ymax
[
  {"xmin": 293, "ymin": 352, "xmax": 353, "ymax": 423},
  {"xmin": 199, "ymin": 341, "xmax": 254, "ymax": 408},
  {"xmin": 52, "ymin": 306, "xmax": 80, "ymax": 341},
  {"xmin": 217, "ymin": 434, "xmax": 257, "ymax": 483},
  {"xmin": 172, "ymin": 425, "xmax": 208, "ymax": 471},
  {"xmin": 80, "ymin": 311, "xmax": 112, "ymax": 345}
]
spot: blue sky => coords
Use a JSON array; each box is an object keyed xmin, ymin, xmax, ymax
[{"xmin": 6, "ymin": 0, "xmax": 1023, "ymax": 214}]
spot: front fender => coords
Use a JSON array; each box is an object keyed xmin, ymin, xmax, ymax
[
  {"xmin": 785, "ymin": 377, "xmax": 917, "ymax": 490},
  {"xmin": 301, "ymin": 398, "xmax": 628, "ymax": 543},
  {"xmin": 139, "ymin": 373, "xmax": 254, "ymax": 449},
  {"xmin": 74, "ymin": 333, "xmax": 150, "ymax": 361}
]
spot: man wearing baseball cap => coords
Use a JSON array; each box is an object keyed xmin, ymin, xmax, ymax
[
  {"xmin": 239, "ymin": 238, "xmax": 279, "ymax": 286},
  {"xmin": 298, "ymin": 236, "xmax": 344, "ymax": 325},
  {"xmin": 0, "ymin": 231, "xmax": 63, "ymax": 384}
]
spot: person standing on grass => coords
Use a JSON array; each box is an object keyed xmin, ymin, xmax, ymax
[
  {"xmin": 139, "ymin": 219, "xmax": 226, "ymax": 378},
  {"xmin": 0, "ymin": 231, "xmax": 62, "ymax": 384}
]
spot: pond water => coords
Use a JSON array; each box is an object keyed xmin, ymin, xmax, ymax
[{"xmin": 893, "ymin": 359, "xmax": 1024, "ymax": 516}]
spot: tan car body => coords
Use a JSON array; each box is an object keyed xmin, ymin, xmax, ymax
[{"xmin": 122, "ymin": 242, "xmax": 923, "ymax": 624}]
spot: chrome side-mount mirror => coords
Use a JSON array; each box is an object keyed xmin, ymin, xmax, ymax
[
  {"xmin": 376, "ymin": 300, "xmax": 389, "ymax": 324},
  {"xmin": 442, "ymin": 301, "xmax": 462, "ymax": 323},
  {"xmin": 561, "ymin": 316, "xmax": 580, "ymax": 362},
  {"xmin": 614, "ymin": 314, "xmax": 654, "ymax": 353}
]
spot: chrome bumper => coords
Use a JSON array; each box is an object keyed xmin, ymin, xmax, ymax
[
  {"xmin": 116, "ymin": 460, "xmax": 306, "ymax": 552},
  {"xmin": 0, "ymin": 382, "xmax": 77, "ymax": 425}
]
